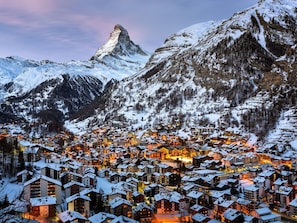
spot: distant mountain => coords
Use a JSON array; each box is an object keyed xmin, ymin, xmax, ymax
[
  {"xmin": 76, "ymin": 0, "xmax": 297, "ymax": 145},
  {"xmin": 0, "ymin": 25, "xmax": 150, "ymax": 133}
]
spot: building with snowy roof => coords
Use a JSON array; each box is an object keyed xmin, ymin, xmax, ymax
[
  {"xmin": 29, "ymin": 196, "xmax": 56, "ymax": 218},
  {"xmin": 58, "ymin": 210, "xmax": 87, "ymax": 223},
  {"xmin": 23, "ymin": 174, "xmax": 62, "ymax": 204}
]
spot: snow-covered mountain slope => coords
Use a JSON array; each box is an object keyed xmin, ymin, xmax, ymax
[
  {"xmin": 0, "ymin": 24, "xmax": 150, "ymax": 128},
  {"xmin": 76, "ymin": 0, "xmax": 297, "ymax": 145}
]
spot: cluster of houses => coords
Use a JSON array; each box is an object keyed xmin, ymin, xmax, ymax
[{"xmin": 1, "ymin": 126, "xmax": 297, "ymax": 222}]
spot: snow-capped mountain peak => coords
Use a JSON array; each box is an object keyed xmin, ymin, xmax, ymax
[
  {"xmin": 74, "ymin": 0, "xmax": 297, "ymax": 147},
  {"xmin": 92, "ymin": 24, "xmax": 148, "ymax": 60}
]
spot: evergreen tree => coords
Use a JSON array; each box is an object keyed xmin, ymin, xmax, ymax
[{"xmin": 0, "ymin": 194, "xmax": 9, "ymax": 208}]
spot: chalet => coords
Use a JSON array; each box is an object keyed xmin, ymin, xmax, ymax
[
  {"xmin": 29, "ymin": 196, "xmax": 56, "ymax": 218},
  {"xmin": 214, "ymin": 197, "xmax": 235, "ymax": 216},
  {"xmin": 159, "ymin": 172, "xmax": 172, "ymax": 186},
  {"xmin": 109, "ymin": 172, "xmax": 126, "ymax": 183},
  {"xmin": 244, "ymin": 152, "xmax": 259, "ymax": 164},
  {"xmin": 192, "ymin": 213, "xmax": 210, "ymax": 223},
  {"xmin": 16, "ymin": 169, "xmax": 33, "ymax": 184},
  {"xmin": 243, "ymin": 184, "xmax": 259, "ymax": 202},
  {"xmin": 223, "ymin": 208, "xmax": 244, "ymax": 223},
  {"xmin": 145, "ymin": 149, "xmax": 162, "ymax": 159},
  {"xmin": 154, "ymin": 191, "xmax": 183, "ymax": 214},
  {"xmin": 242, "ymin": 214, "xmax": 257, "ymax": 223},
  {"xmin": 144, "ymin": 183, "xmax": 160, "ymax": 198},
  {"xmin": 58, "ymin": 210, "xmax": 88, "ymax": 223},
  {"xmin": 187, "ymin": 191, "xmax": 204, "ymax": 206},
  {"xmin": 41, "ymin": 164, "xmax": 61, "ymax": 180},
  {"xmin": 198, "ymin": 174, "xmax": 220, "ymax": 188},
  {"xmin": 272, "ymin": 177, "xmax": 288, "ymax": 190},
  {"xmin": 211, "ymin": 149, "xmax": 227, "ymax": 160},
  {"xmin": 37, "ymin": 145, "xmax": 55, "ymax": 159},
  {"xmin": 289, "ymin": 198, "xmax": 297, "ymax": 218},
  {"xmin": 251, "ymin": 169, "xmax": 277, "ymax": 181},
  {"xmin": 182, "ymin": 183, "xmax": 200, "ymax": 195},
  {"xmin": 157, "ymin": 163, "xmax": 172, "ymax": 174},
  {"xmin": 137, "ymin": 165, "xmax": 145, "ymax": 173},
  {"xmin": 253, "ymin": 176, "xmax": 266, "ymax": 198},
  {"xmin": 23, "ymin": 175, "xmax": 62, "ymax": 204},
  {"xmin": 235, "ymin": 198, "xmax": 254, "ymax": 213},
  {"xmin": 23, "ymin": 146, "xmax": 41, "ymax": 165},
  {"xmin": 97, "ymin": 169, "xmax": 110, "ymax": 178},
  {"xmin": 127, "ymin": 163, "xmax": 138, "ymax": 173},
  {"xmin": 145, "ymin": 164, "xmax": 156, "ymax": 174},
  {"xmin": 189, "ymin": 204, "xmax": 208, "ymax": 215},
  {"xmin": 200, "ymin": 159, "xmax": 222, "ymax": 170},
  {"xmin": 60, "ymin": 171, "xmax": 83, "ymax": 185},
  {"xmin": 258, "ymin": 169, "xmax": 276, "ymax": 188},
  {"xmin": 66, "ymin": 192, "xmax": 91, "ymax": 217},
  {"xmin": 168, "ymin": 172, "xmax": 181, "ymax": 186},
  {"xmin": 152, "ymin": 172, "xmax": 161, "ymax": 184},
  {"xmin": 108, "ymin": 188, "xmax": 127, "ymax": 201},
  {"xmin": 117, "ymin": 181, "xmax": 137, "ymax": 199},
  {"xmin": 209, "ymin": 191, "xmax": 225, "ymax": 204},
  {"xmin": 274, "ymin": 185, "xmax": 294, "ymax": 208},
  {"xmin": 222, "ymin": 156, "xmax": 235, "ymax": 168},
  {"xmin": 117, "ymin": 164, "xmax": 129, "ymax": 173},
  {"xmin": 64, "ymin": 181, "xmax": 85, "ymax": 198},
  {"xmin": 80, "ymin": 188, "xmax": 103, "ymax": 213},
  {"xmin": 279, "ymin": 169, "xmax": 294, "ymax": 182},
  {"xmin": 132, "ymin": 191, "xmax": 145, "ymax": 204},
  {"xmin": 251, "ymin": 207, "xmax": 281, "ymax": 223},
  {"xmin": 156, "ymin": 146, "xmax": 169, "ymax": 160},
  {"xmin": 82, "ymin": 172, "xmax": 97, "ymax": 188},
  {"xmin": 133, "ymin": 202, "xmax": 153, "ymax": 223},
  {"xmin": 135, "ymin": 171, "xmax": 147, "ymax": 182},
  {"xmin": 89, "ymin": 212, "xmax": 117, "ymax": 223},
  {"xmin": 109, "ymin": 197, "xmax": 133, "ymax": 218},
  {"xmin": 126, "ymin": 177, "xmax": 139, "ymax": 188},
  {"xmin": 63, "ymin": 159, "xmax": 84, "ymax": 174}
]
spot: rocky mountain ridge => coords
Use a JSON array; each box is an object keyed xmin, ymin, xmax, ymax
[
  {"xmin": 71, "ymin": 0, "xmax": 297, "ymax": 146},
  {"xmin": 0, "ymin": 25, "xmax": 150, "ymax": 132},
  {"xmin": 1, "ymin": 0, "xmax": 297, "ymax": 147}
]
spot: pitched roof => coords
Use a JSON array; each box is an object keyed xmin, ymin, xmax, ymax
[
  {"xmin": 58, "ymin": 210, "xmax": 87, "ymax": 223},
  {"xmin": 30, "ymin": 196, "xmax": 56, "ymax": 206},
  {"xmin": 24, "ymin": 174, "xmax": 62, "ymax": 187},
  {"xmin": 65, "ymin": 192, "xmax": 91, "ymax": 203},
  {"xmin": 89, "ymin": 212, "xmax": 117, "ymax": 223},
  {"xmin": 187, "ymin": 191, "xmax": 203, "ymax": 199},
  {"xmin": 154, "ymin": 191, "xmax": 183, "ymax": 203},
  {"xmin": 109, "ymin": 197, "xmax": 132, "ymax": 208}
]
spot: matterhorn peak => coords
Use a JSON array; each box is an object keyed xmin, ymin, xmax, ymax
[
  {"xmin": 112, "ymin": 24, "xmax": 130, "ymax": 41},
  {"xmin": 92, "ymin": 24, "xmax": 148, "ymax": 60}
]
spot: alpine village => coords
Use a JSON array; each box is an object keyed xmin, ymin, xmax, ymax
[{"xmin": 1, "ymin": 0, "xmax": 297, "ymax": 223}]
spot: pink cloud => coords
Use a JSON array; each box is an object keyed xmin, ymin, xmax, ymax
[{"xmin": 0, "ymin": 0, "xmax": 58, "ymax": 15}]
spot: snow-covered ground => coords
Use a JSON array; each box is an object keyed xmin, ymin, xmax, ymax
[{"xmin": 0, "ymin": 178, "xmax": 23, "ymax": 203}]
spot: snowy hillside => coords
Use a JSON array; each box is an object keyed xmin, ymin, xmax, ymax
[{"xmin": 74, "ymin": 0, "xmax": 297, "ymax": 146}]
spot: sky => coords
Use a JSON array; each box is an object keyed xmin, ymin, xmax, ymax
[{"xmin": 0, "ymin": 0, "xmax": 258, "ymax": 62}]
